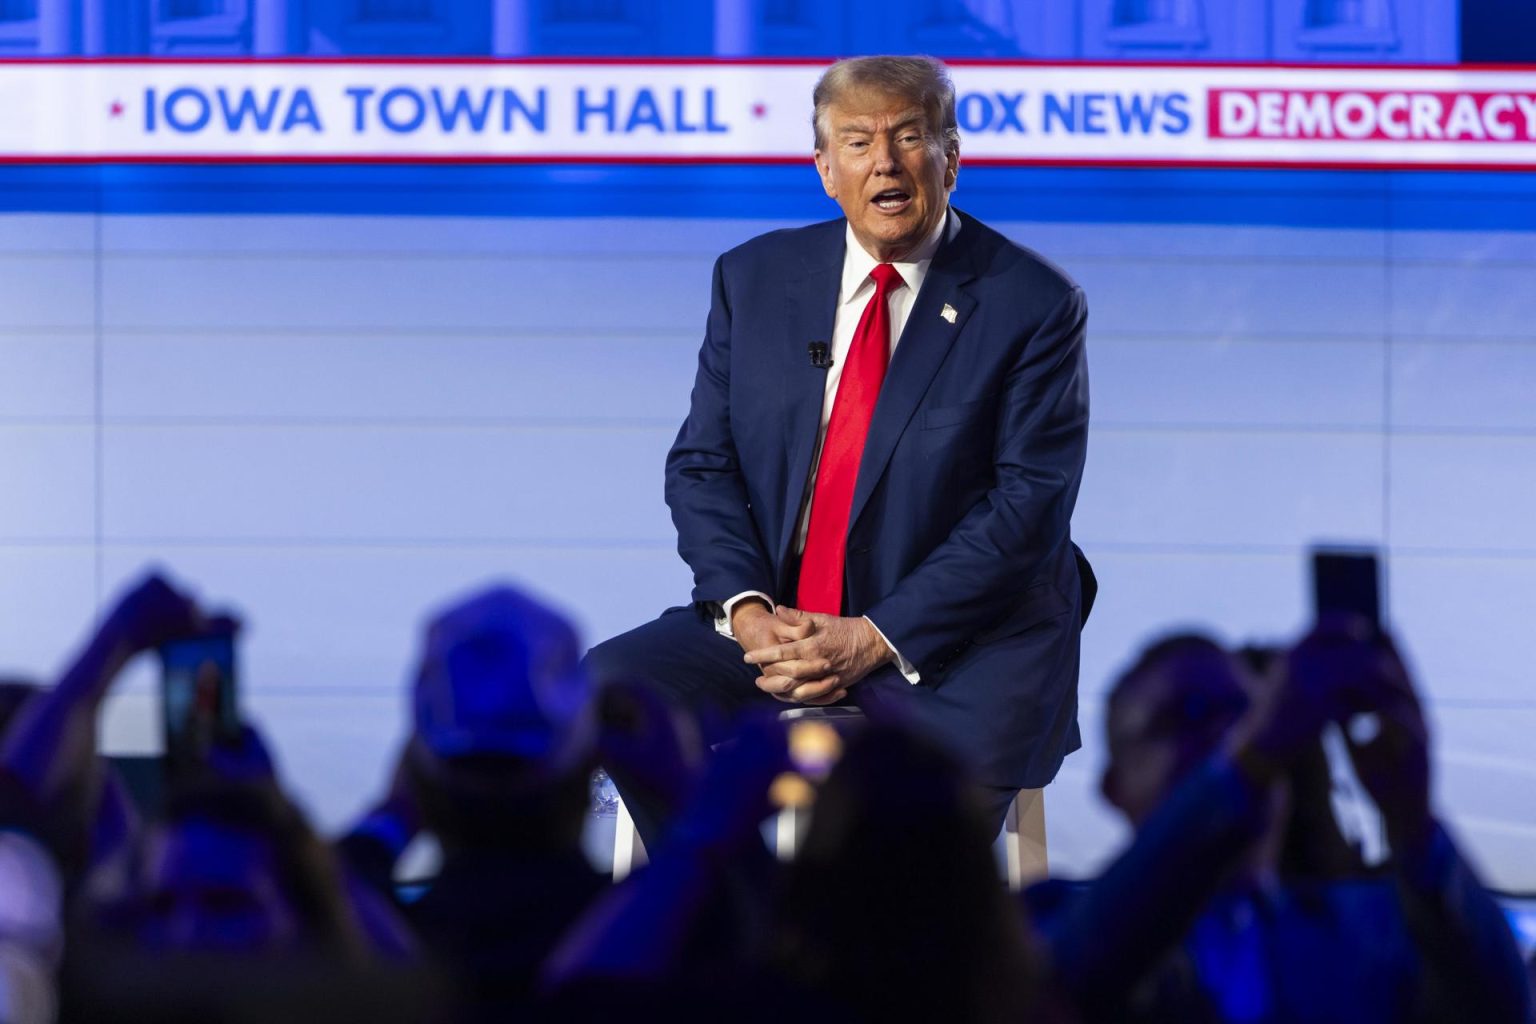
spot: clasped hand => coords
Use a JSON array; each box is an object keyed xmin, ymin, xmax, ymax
[{"xmin": 733, "ymin": 602, "xmax": 891, "ymax": 706}]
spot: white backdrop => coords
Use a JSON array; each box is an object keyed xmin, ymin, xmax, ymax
[{"xmin": 0, "ymin": 207, "xmax": 1532, "ymax": 889}]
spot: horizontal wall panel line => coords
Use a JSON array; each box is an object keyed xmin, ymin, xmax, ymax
[
  {"xmin": 1072, "ymin": 541, "xmax": 1536, "ymax": 559},
  {"xmin": 1091, "ymin": 425, "xmax": 1536, "ymax": 439},
  {"xmin": 1087, "ymin": 329, "xmax": 1383, "ymax": 341},
  {"xmin": 76, "ymin": 542, "xmax": 1536, "ymax": 560},
  {"xmin": 1390, "ymin": 257, "xmax": 1536, "ymax": 270},
  {"xmin": 1065, "ymin": 255, "xmax": 1388, "ymax": 269},
  {"xmin": 1094, "ymin": 423, "xmax": 1536, "ymax": 439},
  {"xmin": 1056, "ymin": 541, "xmax": 1318, "ymax": 556},
  {"xmin": 1090, "ymin": 426, "xmax": 1390, "ymax": 439},
  {"xmin": 1425, "ymin": 700, "xmax": 1536, "ymax": 711},
  {"xmin": 71, "ymin": 540, "xmax": 1536, "ymax": 559},
  {"xmin": 0, "ymin": 253, "xmax": 92, "ymax": 260},
  {"xmin": 93, "ymin": 250, "xmax": 1410, "ymax": 269},
  {"xmin": 95, "ymin": 326, "xmax": 702, "ymax": 339},
  {"xmin": 94, "ymin": 538, "xmax": 679, "ymax": 550},
  {"xmin": 75, "ymin": 418, "xmax": 1536, "ymax": 437},
  {"xmin": 1092, "ymin": 421, "xmax": 1389, "ymax": 434},
  {"xmin": 0, "ymin": 249, "xmax": 94, "ymax": 257},
  {"xmin": 0, "ymin": 326, "xmax": 103, "ymax": 334},
  {"xmin": 1387, "ymin": 427, "xmax": 1536, "ymax": 438},
  {"xmin": 0, "ymin": 538, "xmax": 97, "ymax": 546},
  {"xmin": 101, "ymin": 250, "xmax": 713, "ymax": 264},
  {"xmin": 1094, "ymin": 332, "xmax": 1388, "ymax": 344},
  {"xmin": 74, "ymin": 326, "xmax": 1445, "ymax": 344},
  {"xmin": 97, "ymin": 416, "xmax": 682, "ymax": 429},
  {"xmin": 1384, "ymin": 547, "xmax": 1536, "ymax": 560},
  {"xmin": 0, "ymin": 543, "xmax": 97, "ymax": 552},
  {"xmin": 1390, "ymin": 334, "xmax": 1536, "ymax": 346}
]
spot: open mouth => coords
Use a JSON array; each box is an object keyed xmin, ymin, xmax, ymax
[{"xmin": 871, "ymin": 189, "xmax": 911, "ymax": 212}]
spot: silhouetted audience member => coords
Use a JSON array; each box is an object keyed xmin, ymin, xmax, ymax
[
  {"xmin": 0, "ymin": 576, "xmax": 211, "ymax": 1024},
  {"xmin": 3, "ymin": 566, "xmax": 1530, "ymax": 1024},
  {"xmin": 1528, "ymin": 952, "xmax": 1536, "ymax": 1024},
  {"xmin": 66, "ymin": 762, "xmax": 438, "ymax": 1024},
  {"xmin": 0, "ymin": 680, "xmax": 57, "ymax": 1022},
  {"xmin": 0, "ymin": 574, "xmax": 440, "ymax": 1024},
  {"xmin": 1030, "ymin": 622, "xmax": 1532, "ymax": 1023},
  {"xmin": 86, "ymin": 729, "xmax": 370, "ymax": 962},
  {"xmin": 774, "ymin": 725, "xmax": 1056, "ymax": 1024},
  {"xmin": 547, "ymin": 715, "xmax": 1067, "ymax": 1024},
  {"xmin": 0, "ymin": 798, "xmax": 60, "ymax": 1024},
  {"xmin": 1233, "ymin": 644, "xmax": 1371, "ymax": 881},
  {"xmin": 338, "ymin": 585, "xmax": 606, "ymax": 1019},
  {"xmin": 0, "ymin": 676, "xmax": 142, "ymax": 915}
]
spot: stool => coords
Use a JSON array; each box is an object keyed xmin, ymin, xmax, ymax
[
  {"xmin": 612, "ymin": 797, "xmax": 647, "ymax": 880},
  {"xmin": 1003, "ymin": 786, "xmax": 1049, "ymax": 889}
]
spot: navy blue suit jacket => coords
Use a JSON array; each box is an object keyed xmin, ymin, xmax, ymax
[{"xmin": 664, "ymin": 208, "xmax": 1089, "ymax": 788}]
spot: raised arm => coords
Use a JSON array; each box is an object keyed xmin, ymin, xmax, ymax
[
  {"xmin": 1341, "ymin": 635, "xmax": 1531, "ymax": 1023},
  {"xmin": 0, "ymin": 573, "xmax": 203, "ymax": 870}
]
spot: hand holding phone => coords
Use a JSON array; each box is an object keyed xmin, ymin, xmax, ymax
[{"xmin": 1310, "ymin": 547, "xmax": 1389, "ymax": 716}]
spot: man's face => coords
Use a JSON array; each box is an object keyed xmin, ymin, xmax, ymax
[
  {"xmin": 1101, "ymin": 653, "xmax": 1250, "ymax": 827},
  {"xmin": 136, "ymin": 817, "xmax": 300, "ymax": 954},
  {"xmin": 815, "ymin": 87, "xmax": 958, "ymax": 263}
]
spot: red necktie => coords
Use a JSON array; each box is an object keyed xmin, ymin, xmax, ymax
[{"xmin": 796, "ymin": 263, "xmax": 904, "ymax": 615}]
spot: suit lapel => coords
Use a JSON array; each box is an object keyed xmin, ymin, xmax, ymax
[
  {"xmin": 846, "ymin": 214, "xmax": 980, "ymax": 536},
  {"xmin": 775, "ymin": 223, "xmax": 845, "ymax": 578}
]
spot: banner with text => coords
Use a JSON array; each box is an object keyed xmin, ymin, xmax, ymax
[{"xmin": 2, "ymin": 61, "xmax": 1535, "ymax": 169}]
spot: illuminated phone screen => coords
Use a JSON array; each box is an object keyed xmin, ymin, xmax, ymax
[{"xmin": 159, "ymin": 630, "xmax": 240, "ymax": 768}]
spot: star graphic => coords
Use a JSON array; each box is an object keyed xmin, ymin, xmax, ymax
[
  {"xmin": 109, "ymin": 101, "xmax": 124, "ymax": 117},
  {"xmin": 751, "ymin": 102, "xmax": 768, "ymax": 119}
]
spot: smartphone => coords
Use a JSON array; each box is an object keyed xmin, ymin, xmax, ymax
[
  {"xmin": 158, "ymin": 619, "xmax": 241, "ymax": 771},
  {"xmin": 1311, "ymin": 548, "xmax": 1383, "ymax": 635},
  {"xmin": 1311, "ymin": 548, "xmax": 1389, "ymax": 727}
]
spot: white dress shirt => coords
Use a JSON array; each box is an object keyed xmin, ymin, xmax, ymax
[{"xmin": 717, "ymin": 208, "xmax": 961, "ymax": 685}]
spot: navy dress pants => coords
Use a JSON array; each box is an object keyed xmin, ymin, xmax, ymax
[{"xmin": 584, "ymin": 604, "xmax": 1019, "ymax": 848}]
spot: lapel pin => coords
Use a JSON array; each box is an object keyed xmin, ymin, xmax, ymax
[{"xmin": 940, "ymin": 303, "xmax": 957, "ymax": 324}]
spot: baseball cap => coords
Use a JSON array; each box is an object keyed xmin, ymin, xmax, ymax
[{"xmin": 412, "ymin": 585, "xmax": 590, "ymax": 764}]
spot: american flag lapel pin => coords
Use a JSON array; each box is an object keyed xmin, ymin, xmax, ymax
[{"xmin": 940, "ymin": 303, "xmax": 957, "ymax": 324}]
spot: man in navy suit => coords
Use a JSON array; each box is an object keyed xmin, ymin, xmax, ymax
[{"xmin": 587, "ymin": 55, "xmax": 1090, "ymax": 835}]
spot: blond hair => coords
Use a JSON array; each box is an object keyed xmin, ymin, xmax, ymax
[{"xmin": 811, "ymin": 55, "xmax": 960, "ymax": 155}]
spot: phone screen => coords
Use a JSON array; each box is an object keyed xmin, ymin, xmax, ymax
[
  {"xmin": 1311, "ymin": 549, "xmax": 1383, "ymax": 634},
  {"xmin": 159, "ymin": 627, "xmax": 240, "ymax": 769}
]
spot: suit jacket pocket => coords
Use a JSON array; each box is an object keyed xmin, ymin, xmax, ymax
[
  {"xmin": 972, "ymin": 581, "xmax": 1070, "ymax": 644},
  {"xmin": 921, "ymin": 394, "xmax": 996, "ymax": 431}
]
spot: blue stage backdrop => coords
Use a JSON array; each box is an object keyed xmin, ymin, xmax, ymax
[
  {"xmin": 1, "ymin": 0, "xmax": 1533, "ymax": 892},
  {"xmin": 0, "ymin": 1, "xmax": 1463, "ymax": 62}
]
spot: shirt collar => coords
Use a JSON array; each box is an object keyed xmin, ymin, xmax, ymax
[{"xmin": 839, "ymin": 206, "xmax": 954, "ymax": 306}]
